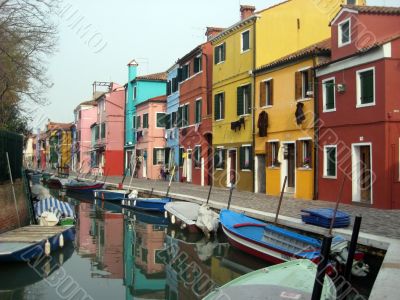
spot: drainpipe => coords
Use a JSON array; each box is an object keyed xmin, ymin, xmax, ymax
[
  {"xmin": 123, "ymin": 85, "xmax": 127, "ymax": 175},
  {"xmin": 312, "ymin": 55, "xmax": 319, "ymax": 200},
  {"xmin": 251, "ymin": 19, "xmax": 257, "ymax": 193}
]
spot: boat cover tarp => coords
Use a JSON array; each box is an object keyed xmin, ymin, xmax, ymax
[
  {"xmin": 301, "ymin": 208, "xmax": 350, "ymax": 228},
  {"xmin": 34, "ymin": 197, "xmax": 75, "ymax": 218}
]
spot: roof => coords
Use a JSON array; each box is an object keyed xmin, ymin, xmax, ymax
[
  {"xmin": 210, "ymin": 14, "xmax": 258, "ymax": 44},
  {"xmin": 46, "ymin": 122, "xmax": 74, "ymax": 131},
  {"xmin": 135, "ymin": 95, "xmax": 167, "ymax": 108},
  {"xmin": 255, "ymin": 0, "xmax": 291, "ymax": 14},
  {"xmin": 80, "ymin": 100, "xmax": 97, "ymax": 106},
  {"xmin": 343, "ymin": 5, "xmax": 400, "ymax": 15},
  {"xmin": 254, "ymin": 39, "xmax": 331, "ymax": 74},
  {"xmin": 178, "ymin": 43, "xmax": 204, "ymax": 65},
  {"xmin": 135, "ymin": 72, "xmax": 167, "ymax": 82}
]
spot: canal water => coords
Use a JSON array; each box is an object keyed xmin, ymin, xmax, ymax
[{"xmin": 0, "ymin": 191, "xmax": 381, "ymax": 300}]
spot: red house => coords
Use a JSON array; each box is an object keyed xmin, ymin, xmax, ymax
[
  {"xmin": 177, "ymin": 28, "xmax": 221, "ymax": 186},
  {"xmin": 316, "ymin": 5, "xmax": 400, "ymax": 209}
]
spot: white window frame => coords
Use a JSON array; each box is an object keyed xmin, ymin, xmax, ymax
[
  {"xmin": 338, "ymin": 17, "xmax": 351, "ymax": 48},
  {"xmin": 322, "ymin": 77, "xmax": 336, "ymax": 112},
  {"xmin": 356, "ymin": 66, "xmax": 375, "ymax": 108},
  {"xmin": 215, "ymin": 42, "xmax": 225, "ymax": 64},
  {"xmin": 238, "ymin": 83, "xmax": 251, "ymax": 117},
  {"xmin": 260, "ymin": 78, "xmax": 273, "ymax": 108},
  {"xmin": 241, "ymin": 29, "xmax": 250, "ymax": 53},
  {"xmin": 323, "ymin": 145, "xmax": 337, "ymax": 179},
  {"xmin": 153, "ymin": 147, "xmax": 165, "ymax": 165},
  {"xmin": 155, "ymin": 112, "xmax": 166, "ymax": 129},
  {"xmin": 215, "ymin": 92, "xmax": 224, "ymax": 121},
  {"xmin": 194, "ymin": 54, "xmax": 202, "ymax": 74},
  {"xmin": 215, "ymin": 146, "xmax": 224, "ymax": 170},
  {"xmin": 241, "ymin": 144, "xmax": 252, "ymax": 171}
]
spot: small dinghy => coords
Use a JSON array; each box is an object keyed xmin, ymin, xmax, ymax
[
  {"xmin": 121, "ymin": 190, "xmax": 171, "ymax": 213},
  {"xmin": 64, "ymin": 180, "xmax": 104, "ymax": 193},
  {"xmin": 93, "ymin": 189, "xmax": 130, "ymax": 200},
  {"xmin": 204, "ymin": 259, "xmax": 337, "ymax": 300}
]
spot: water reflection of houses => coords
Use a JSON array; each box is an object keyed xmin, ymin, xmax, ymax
[{"xmin": 123, "ymin": 214, "xmax": 167, "ymax": 300}]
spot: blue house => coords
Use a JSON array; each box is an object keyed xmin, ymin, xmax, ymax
[
  {"xmin": 165, "ymin": 63, "xmax": 180, "ymax": 180},
  {"xmin": 124, "ymin": 59, "xmax": 167, "ymax": 173}
]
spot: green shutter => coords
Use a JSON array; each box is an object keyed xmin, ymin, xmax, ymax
[
  {"xmin": 326, "ymin": 80, "xmax": 335, "ymax": 110},
  {"xmin": 237, "ymin": 87, "xmax": 243, "ymax": 116},
  {"xmin": 214, "ymin": 47, "xmax": 218, "ymax": 64},
  {"xmin": 153, "ymin": 148, "xmax": 157, "ymax": 165},
  {"xmin": 360, "ymin": 70, "xmax": 374, "ymax": 104},
  {"xmin": 239, "ymin": 147, "xmax": 245, "ymax": 169},
  {"xmin": 246, "ymin": 85, "xmax": 251, "ymax": 114},
  {"xmin": 248, "ymin": 146, "xmax": 253, "ymax": 170},
  {"xmin": 222, "ymin": 43, "xmax": 226, "ymax": 61},
  {"xmin": 214, "ymin": 95, "xmax": 220, "ymax": 120},
  {"xmin": 177, "ymin": 107, "xmax": 182, "ymax": 127}
]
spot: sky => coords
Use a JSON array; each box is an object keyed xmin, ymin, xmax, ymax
[{"xmin": 32, "ymin": 0, "xmax": 399, "ymax": 129}]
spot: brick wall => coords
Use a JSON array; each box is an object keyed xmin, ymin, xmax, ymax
[{"xmin": 0, "ymin": 179, "xmax": 30, "ymax": 234}]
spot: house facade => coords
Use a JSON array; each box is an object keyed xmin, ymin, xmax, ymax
[
  {"xmin": 45, "ymin": 121, "xmax": 73, "ymax": 170},
  {"xmin": 254, "ymin": 41, "xmax": 331, "ymax": 199},
  {"xmin": 316, "ymin": 5, "xmax": 400, "ymax": 209},
  {"xmin": 72, "ymin": 100, "xmax": 97, "ymax": 173},
  {"xmin": 91, "ymin": 83, "xmax": 125, "ymax": 176},
  {"xmin": 124, "ymin": 60, "xmax": 167, "ymax": 175},
  {"xmin": 211, "ymin": 6, "xmax": 257, "ymax": 192},
  {"xmin": 165, "ymin": 64, "xmax": 180, "ymax": 181},
  {"xmin": 177, "ymin": 29, "xmax": 217, "ymax": 186},
  {"xmin": 135, "ymin": 96, "xmax": 167, "ymax": 180}
]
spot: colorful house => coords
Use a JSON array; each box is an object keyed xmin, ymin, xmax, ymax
[
  {"xmin": 177, "ymin": 28, "xmax": 220, "ymax": 186},
  {"xmin": 91, "ymin": 83, "xmax": 125, "ymax": 176},
  {"xmin": 316, "ymin": 5, "xmax": 400, "ymax": 209},
  {"xmin": 45, "ymin": 121, "xmax": 73, "ymax": 170},
  {"xmin": 135, "ymin": 96, "xmax": 168, "ymax": 180},
  {"xmin": 72, "ymin": 100, "xmax": 97, "ymax": 173},
  {"xmin": 211, "ymin": 5, "xmax": 257, "ymax": 192},
  {"xmin": 165, "ymin": 63, "xmax": 180, "ymax": 180},
  {"xmin": 124, "ymin": 60, "xmax": 167, "ymax": 175},
  {"xmin": 252, "ymin": 0, "xmax": 351, "ymax": 198},
  {"xmin": 254, "ymin": 41, "xmax": 331, "ymax": 199}
]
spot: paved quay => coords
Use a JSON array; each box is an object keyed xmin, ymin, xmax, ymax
[{"xmin": 82, "ymin": 174, "xmax": 400, "ymax": 240}]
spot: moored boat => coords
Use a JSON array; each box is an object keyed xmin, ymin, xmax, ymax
[
  {"xmin": 122, "ymin": 196, "xmax": 171, "ymax": 213},
  {"xmin": 203, "ymin": 259, "xmax": 336, "ymax": 300},
  {"xmin": 93, "ymin": 189, "xmax": 130, "ymax": 200},
  {"xmin": 64, "ymin": 180, "xmax": 104, "ymax": 193}
]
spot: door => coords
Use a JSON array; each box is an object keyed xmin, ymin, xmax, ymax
[
  {"xmin": 187, "ymin": 149, "xmax": 192, "ymax": 182},
  {"xmin": 287, "ymin": 144, "xmax": 295, "ymax": 190},
  {"xmin": 229, "ymin": 149, "xmax": 237, "ymax": 186},
  {"xmin": 256, "ymin": 155, "xmax": 266, "ymax": 193},
  {"xmin": 360, "ymin": 146, "xmax": 371, "ymax": 203}
]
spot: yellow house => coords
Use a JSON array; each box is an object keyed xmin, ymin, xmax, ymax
[
  {"xmin": 46, "ymin": 122, "xmax": 73, "ymax": 170},
  {"xmin": 211, "ymin": 6, "xmax": 257, "ymax": 192},
  {"xmin": 252, "ymin": 0, "xmax": 365, "ymax": 199}
]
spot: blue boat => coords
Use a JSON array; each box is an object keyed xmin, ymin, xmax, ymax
[
  {"xmin": 93, "ymin": 189, "xmax": 130, "ymax": 200},
  {"xmin": 121, "ymin": 197, "xmax": 171, "ymax": 213},
  {"xmin": 301, "ymin": 208, "xmax": 350, "ymax": 228},
  {"xmin": 0, "ymin": 225, "xmax": 75, "ymax": 262}
]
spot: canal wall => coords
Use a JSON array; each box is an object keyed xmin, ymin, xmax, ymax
[{"xmin": 0, "ymin": 179, "xmax": 30, "ymax": 234}]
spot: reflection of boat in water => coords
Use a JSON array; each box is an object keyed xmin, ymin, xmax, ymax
[
  {"xmin": 123, "ymin": 207, "xmax": 169, "ymax": 225},
  {"xmin": 0, "ymin": 241, "xmax": 75, "ymax": 290}
]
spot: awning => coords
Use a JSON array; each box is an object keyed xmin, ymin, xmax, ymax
[{"xmin": 34, "ymin": 197, "xmax": 75, "ymax": 218}]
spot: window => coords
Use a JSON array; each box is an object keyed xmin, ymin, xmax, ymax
[
  {"xmin": 195, "ymin": 99, "xmax": 202, "ymax": 124},
  {"xmin": 322, "ymin": 78, "xmax": 336, "ymax": 111},
  {"xmin": 133, "ymin": 86, "xmax": 137, "ymax": 100},
  {"xmin": 181, "ymin": 104, "xmax": 189, "ymax": 127},
  {"xmin": 237, "ymin": 84, "xmax": 251, "ymax": 116},
  {"xmin": 182, "ymin": 64, "xmax": 190, "ymax": 81},
  {"xmin": 136, "ymin": 115, "xmax": 141, "ymax": 128},
  {"xmin": 166, "ymin": 81, "xmax": 172, "ymax": 95},
  {"xmin": 171, "ymin": 111, "xmax": 177, "ymax": 127},
  {"xmin": 179, "ymin": 147, "xmax": 184, "ymax": 167},
  {"xmin": 260, "ymin": 79, "xmax": 273, "ymax": 107},
  {"xmin": 165, "ymin": 114, "xmax": 171, "ymax": 130},
  {"xmin": 172, "ymin": 77, "xmax": 178, "ymax": 93},
  {"xmin": 296, "ymin": 139, "xmax": 312, "ymax": 168},
  {"xmin": 94, "ymin": 125, "xmax": 99, "ymax": 140},
  {"xmin": 338, "ymin": 18, "xmax": 351, "ymax": 47},
  {"xmin": 241, "ymin": 30, "xmax": 250, "ymax": 52},
  {"xmin": 240, "ymin": 145, "xmax": 252, "ymax": 170},
  {"xmin": 156, "ymin": 113, "xmax": 166, "ymax": 128},
  {"xmin": 143, "ymin": 113, "xmax": 149, "ymax": 128},
  {"xmin": 132, "ymin": 116, "xmax": 136, "ymax": 129},
  {"xmin": 214, "ymin": 93, "xmax": 225, "ymax": 120},
  {"xmin": 267, "ymin": 142, "xmax": 280, "ymax": 167},
  {"xmin": 357, "ymin": 68, "xmax": 375, "ymax": 107},
  {"xmin": 153, "ymin": 148, "xmax": 165, "ymax": 165},
  {"xmin": 295, "ymin": 69, "xmax": 313, "ymax": 100},
  {"xmin": 324, "ymin": 145, "xmax": 337, "ymax": 178},
  {"xmin": 214, "ymin": 148, "xmax": 226, "ymax": 169},
  {"xmin": 101, "ymin": 123, "xmax": 106, "ymax": 139},
  {"xmin": 214, "ymin": 43, "xmax": 225, "ymax": 64},
  {"xmin": 194, "ymin": 55, "xmax": 202, "ymax": 73},
  {"xmin": 194, "ymin": 146, "xmax": 201, "ymax": 168}
]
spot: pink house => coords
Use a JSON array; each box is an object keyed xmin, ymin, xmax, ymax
[
  {"xmin": 73, "ymin": 100, "xmax": 97, "ymax": 174},
  {"xmin": 92, "ymin": 83, "xmax": 125, "ymax": 176},
  {"xmin": 135, "ymin": 96, "xmax": 167, "ymax": 180}
]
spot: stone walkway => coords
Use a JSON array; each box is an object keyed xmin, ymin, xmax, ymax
[{"xmin": 85, "ymin": 174, "xmax": 400, "ymax": 240}]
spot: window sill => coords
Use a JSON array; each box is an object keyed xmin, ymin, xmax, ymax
[
  {"xmin": 338, "ymin": 41, "xmax": 351, "ymax": 48},
  {"xmin": 215, "ymin": 119, "xmax": 224, "ymax": 122},
  {"xmin": 298, "ymin": 167, "xmax": 312, "ymax": 171},
  {"xmin": 239, "ymin": 114, "xmax": 250, "ymax": 118},
  {"xmin": 323, "ymin": 108, "xmax": 336, "ymax": 113},
  {"xmin": 215, "ymin": 61, "xmax": 225, "ymax": 66},
  {"xmin": 323, "ymin": 175, "xmax": 337, "ymax": 179},
  {"xmin": 241, "ymin": 169, "xmax": 252, "ymax": 172},
  {"xmin": 240, "ymin": 49, "xmax": 250, "ymax": 54},
  {"xmin": 268, "ymin": 166, "xmax": 280, "ymax": 170},
  {"xmin": 296, "ymin": 98, "xmax": 312, "ymax": 103},
  {"xmin": 261, "ymin": 105, "xmax": 273, "ymax": 109},
  {"xmin": 356, "ymin": 102, "xmax": 375, "ymax": 108},
  {"xmin": 215, "ymin": 168, "xmax": 224, "ymax": 171}
]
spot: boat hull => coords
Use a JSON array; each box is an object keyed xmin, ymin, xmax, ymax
[
  {"xmin": 93, "ymin": 189, "xmax": 129, "ymax": 200},
  {"xmin": 121, "ymin": 197, "xmax": 171, "ymax": 213},
  {"xmin": 65, "ymin": 183, "xmax": 104, "ymax": 193}
]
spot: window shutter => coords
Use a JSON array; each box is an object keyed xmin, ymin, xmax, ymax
[
  {"xmin": 239, "ymin": 147, "xmax": 244, "ymax": 169},
  {"xmin": 153, "ymin": 148, "xmax": 157, "ymax": 165},
  {"xmin": 185, "ymin": 105, "xmax": 190, "ymax": 126},
  {"xmin": 214, "ymin": 95, "xmax": 220, "ymax": 120},
  {"xmin": 266, "ymin": 142, "xmax": 272, "ymax": 167},
  {"xmin": 260, "ymin": 81, "xmax": 266, "ymax": 107},
  {"xmin": 222, "ymin": 149, "xmax": 226, "ymax": 169},
  {"xmin": 308, "ymin": 140, "xmax": 313, "ymax": 168},
  {"xmin": 221, "ymin": 94, "xmax": 225, "ymax": 119},
  {"xmin": 214, "ymin": 149, "xmax": 219, "ymax": 168},
  {"xmin": 296, "ymin": 140, "xmax": 302, "ymax": 168},
  {"xmin": 307, "ymin": 70, "xmax": 313, "ymax": 92},
  {"xmin": 177, "ymin": 107, "xmax": 182, "ymax": 127},
  {"xmin": 269, "ymin": 79, "xmax": 274, "ymax": 106},
  {"xmin": 295, "ymin": 72, "xmax": 302, "ymax": 100},
  {"xmin": 246, "ymin": 85, "xmax": 251, "ymax": 114},
  {"xmin": 177, "ymin": 68, "xmax": 183, "ymax": 82},
  {"xmin": 249, "ymin": 146, "xmax": 253, "ymax": 170},
  {"xmin": 237, "ymin": 87, "xmax": 243, "ymax": 116},
  {"xmin": 165, "ymin": 148, "xmax": 170, "ymax": 165},
  {"xmin": 165, "ymin": 114, "xmax": 170, "ymax": 129},
  {"xmin": 214, "ymin": 47, "xmax": 218, "ymax": 64},
  {"xmin": 222, "ymin": 43, "xmax": 226, "ymax": 61}
]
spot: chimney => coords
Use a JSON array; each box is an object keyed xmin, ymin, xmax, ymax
[
  {"xmin": 205, "ymin": 27, "xmax": 225, "ymax": 41},
  {"xmin": 240, "ymin": 5, "xmax": 256, "ymax": 20},
  {"xmin": 127, "ymin": 59, "xmax": 138, "ymax": 82}
]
